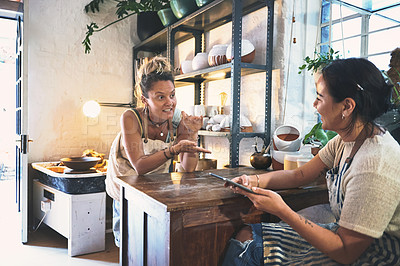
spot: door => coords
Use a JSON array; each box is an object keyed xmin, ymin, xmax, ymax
[{"xmin": 15, "ymin": 13, "xmax": 29, "ymax": 244}]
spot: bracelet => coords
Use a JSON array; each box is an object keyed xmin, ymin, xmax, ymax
[
  {"xmin": 163, "ymin": 148, "xmax": 172, "ymax": 160},
  {"xmin": 255, "ymin": 174, "xmax": 260, "ymax": 187}
]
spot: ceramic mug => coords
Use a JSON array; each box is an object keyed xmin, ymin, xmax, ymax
[
  {"xmin": 194, "ymin": 105, "xmax": 206, "ymax": 117},
  {"xmin": 207, "ymin": 106, "xmax": 219, "ymax": 117}
]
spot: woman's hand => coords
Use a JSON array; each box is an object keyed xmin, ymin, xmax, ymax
[
  {"xmin": 181, "ymin": 111, "xmax": 203, "ymax": 133},
  {"xmin": 224, "ymin": 174, "xmax": 252, "ymax": 189},
  {"xmin": 226, "ymin": 176, "xmax": 289, "ymax": 217},
  {"xmin": 245, "ymin": 187, "xmax": 289, "ymax": 217},
  {"xmin": 173, "ymin": 139, "xmax": 211, "ymax": 154}
]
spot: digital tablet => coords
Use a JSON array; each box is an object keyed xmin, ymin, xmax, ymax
[{"xmin": 209, "ymin": 173, "xmax": 256, "ymax": 194}]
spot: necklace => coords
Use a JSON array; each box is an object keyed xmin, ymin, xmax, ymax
[{"xmin": 147, "ymin": 113, "xmax": 168, "ymax": 136}]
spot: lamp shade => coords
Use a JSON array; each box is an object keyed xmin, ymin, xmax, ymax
[{"xmin": 83, "ymin": 100, "xmax": 101, "ymax": 118}]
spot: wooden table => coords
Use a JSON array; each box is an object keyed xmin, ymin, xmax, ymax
[{"xmin": 116, "ymin": 168, "xmax": 328, "ymax": 266}]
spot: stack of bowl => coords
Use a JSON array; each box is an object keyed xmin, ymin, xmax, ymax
[{"xmin": 271, "ymin": 125, "xmax": 302, "ymax": 170}]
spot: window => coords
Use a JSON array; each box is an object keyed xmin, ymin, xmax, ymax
[{"xmin": 319, "ymin": 0, "xmax": 400, "ymax": 70}]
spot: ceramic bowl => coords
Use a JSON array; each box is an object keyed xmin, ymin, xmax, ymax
[
  {"xmin": 192, "ymin": 53, "xmax": 209, "ymax": 70},
  {"xmin": 60, "ymin": 156, "xmax": 101, "ymax": 170},
  {"xmin": 226, "ymin": 39, "xmax": 255, "ymax": 63},
  {"xmin": 272, "ymin": 125, "xmax": 302, "ymax": 151}
]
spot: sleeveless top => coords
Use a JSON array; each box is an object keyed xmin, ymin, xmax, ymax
[{"xmin": 105, "ymin": 108, "xmax": 181, "ymax": 201}]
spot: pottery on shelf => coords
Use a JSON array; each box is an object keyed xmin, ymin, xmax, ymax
[
  {"xmin": 226, "ymin": 39, "xmax": 255, "ymax": 63},
  {"xmin": 195, "ymin": 0, "xmax": 213, "ymax": 7},
  {"xmin": 192, "ymin": 53, "xmax": 209, "ymax": 71},
  {"xmin": 157, "ymin": 8, "xmax": 178, "ymax": 27},
  {"xmin": 208, "ymin": 44, "xmax": 228, "ymax": 67},
  {"xmin": 137, "ymin": 12, "xmax": 164, "ymax": 41},
  {"xmin": 170, "ymin": 0, "xmax": 198, "ymax": 19},
  {"xmin": 180, "ymin": 60, "xmax": 193, "ymax": 74}
]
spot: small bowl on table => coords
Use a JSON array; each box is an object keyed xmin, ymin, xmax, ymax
[{"xmin": 60, "ymin": 156, "xmax": 101, "ymax": 171}]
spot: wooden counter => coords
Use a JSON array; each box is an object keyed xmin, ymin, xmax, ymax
[{"xmin": 116, "ymin": 168, "xmax": 328, "ymax": 266}]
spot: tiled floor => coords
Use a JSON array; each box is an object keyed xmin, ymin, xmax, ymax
[{"xmin": 0, "ymin": 179, "xmax": 119, "ymax": 266}]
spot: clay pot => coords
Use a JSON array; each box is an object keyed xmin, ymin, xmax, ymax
[{"xmin": 208, "ymin": 44, "xmax": 228, "ymax": 66}]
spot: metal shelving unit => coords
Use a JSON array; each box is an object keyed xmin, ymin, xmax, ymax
[{"xmin": 133, "ymin": 0, "xmax": 274, "ymax": 167}]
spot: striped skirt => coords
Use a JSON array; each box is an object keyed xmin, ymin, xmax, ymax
[{"xmin": 262, "ymin": 222, "xmax": 400, "ymax": 265}]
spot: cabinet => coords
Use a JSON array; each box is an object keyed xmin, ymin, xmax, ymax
[{"xmin": 133, "ymin": 0, "xmax": 274, "ymax": 167}]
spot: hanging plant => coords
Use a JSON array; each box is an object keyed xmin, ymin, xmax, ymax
[
  {"xmin": 298, "ymin": 47, "xmax": 340, "ymax": 74},
  {"xmin": 82, "ymin": 0, "xmax": 170, "ymax": 54}
]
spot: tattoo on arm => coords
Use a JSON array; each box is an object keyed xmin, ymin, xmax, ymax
[
  {"xmin": 317, "ymin": 167, "xmax": 329, "ymax": 178},
  {"xmin": 298, "ymin": 214, "xmax": 314, "ymax": 227}
]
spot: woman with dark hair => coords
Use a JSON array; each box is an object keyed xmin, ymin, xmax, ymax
[
  {"xmin": 105, "ymin": 57, "xmax": 210, "ymax": 247},
  {"xmin": 222, "ymin": 58, "xmax": 400, "ymax": 265}
]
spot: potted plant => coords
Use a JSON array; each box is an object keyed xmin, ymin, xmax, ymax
[
  {"xmin": 82, "ymin": 0, "xmax": 170, "ymax": 54},
  {"xmin": 303, "ymin": 122, "xmax": 337, "ymax": 155}
]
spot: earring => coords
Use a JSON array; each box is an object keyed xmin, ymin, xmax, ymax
[{"xmin": 342, "ymin": 113, "xmax": 345, "ymax": 120}]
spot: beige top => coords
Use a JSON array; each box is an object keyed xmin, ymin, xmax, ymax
[
  {"xmin": 319, "ymin": 131, "xmax": 400, "ymax": 238},
  {"xmin": 105, "ymin": 108, "xmax": 181, "ymax": 201}
]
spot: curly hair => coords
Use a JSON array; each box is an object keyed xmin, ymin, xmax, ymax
[{"xmin": 134, "ymin": 56, "xmax": 174, "ymax": 102}]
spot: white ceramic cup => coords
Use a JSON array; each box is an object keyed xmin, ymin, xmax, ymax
[
  {"xmin": 273, "ymin": 125, "xmax": 302, "ymax": 152},
  {"xmin": 180, "ymin": 60, "xmax": 193, "ymax": 74},
  {"xmin": 207, "ymin": 106, "xmax": 219, "ymax": 117},
  {"xmin": 194, "ymin": 105, "xmax": 206, "ymax": 117}
]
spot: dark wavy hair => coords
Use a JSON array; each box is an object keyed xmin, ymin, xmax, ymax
[{"xmin": 322, "ymin": 58, "xmax": 393, "ymax": 134}]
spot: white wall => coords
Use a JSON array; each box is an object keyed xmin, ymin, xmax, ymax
[
  {"xmin": 25, "ymin": 0, "xmax": 321, "ymax": 166},
  {"xmin": 26, "ymin": 0, "xmax": 134, "ymax": 162}
]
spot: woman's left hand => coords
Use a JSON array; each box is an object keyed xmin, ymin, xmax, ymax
[
  {"xmin": 234, "ymin": 187, "xmax": 289, "ymax": 217},
  {"xmin": 181, "ymin": 111, "xmax": 203, "ymax": 133}
]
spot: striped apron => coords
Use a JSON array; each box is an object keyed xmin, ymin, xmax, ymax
[{"xmin": 262, "ymin": 134, "xmax": 400, "ymax": 265}]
